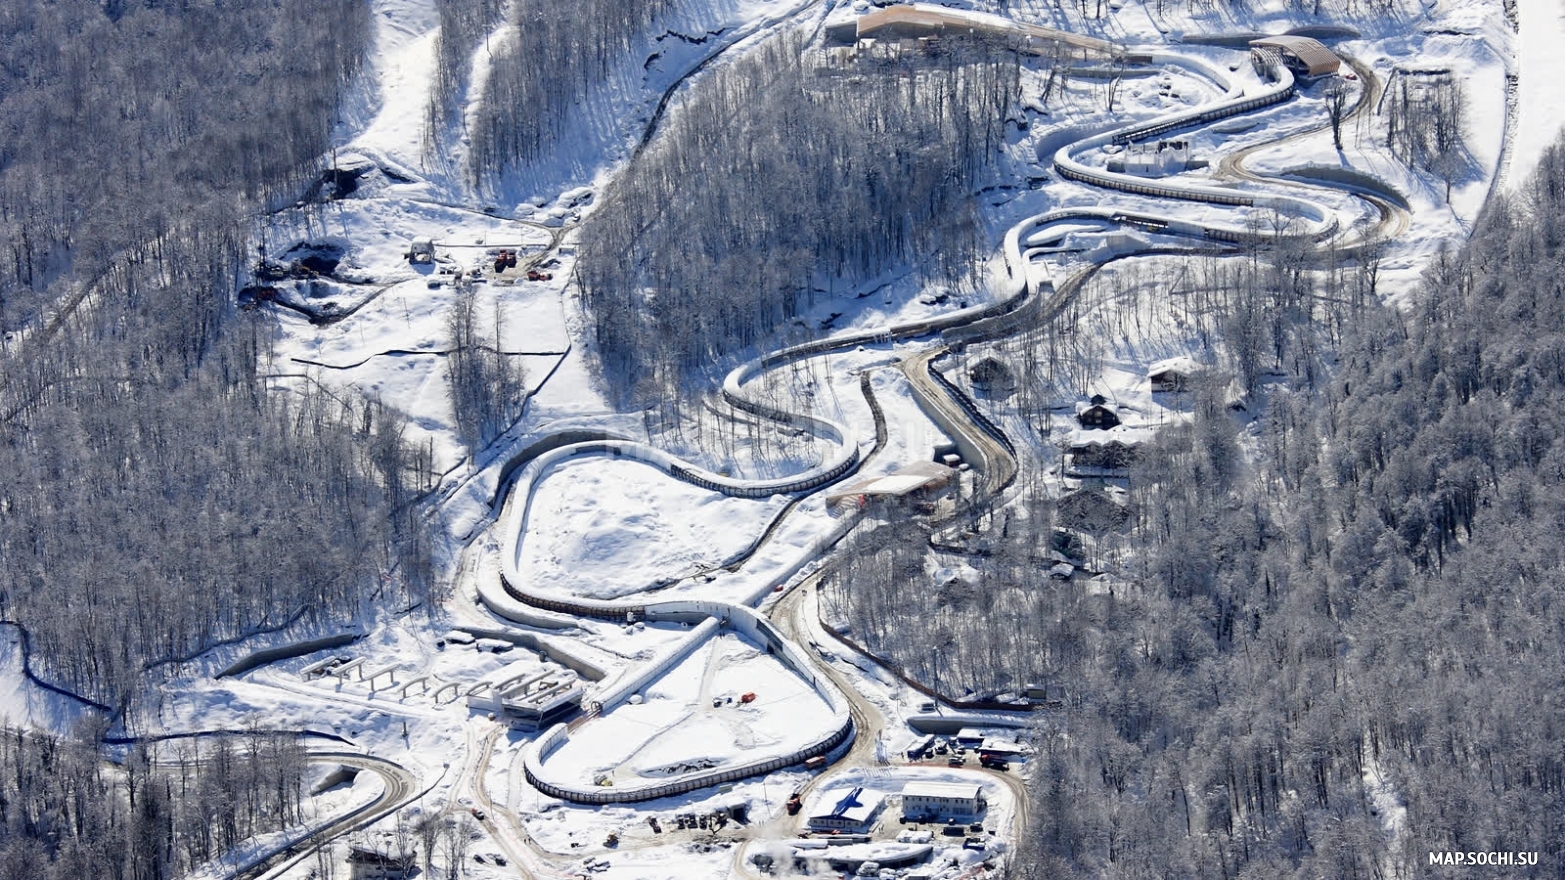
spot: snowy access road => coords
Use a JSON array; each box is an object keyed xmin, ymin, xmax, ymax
[{"xmin": 758, "ymin": 571, "xmax": 1033, "ymax": 860}]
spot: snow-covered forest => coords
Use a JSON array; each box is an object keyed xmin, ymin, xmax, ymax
[
  {"xmin": 830, "ymin": 130, "xmax": 1565, "ymax": 880},
  {"xmin": 0, "ymin": 726, "xmax": 310, "ymax": 879},
  {"xmin": 0, "ymin": 1, "xmax": 432, "ymax": 716},
  {"xmin": 578, "ymin": 31, "xmax": 1019, "ymax": 404},
  {"xmin": 468, "ymin": 0, "xmax": 681, "ymax": 178}
]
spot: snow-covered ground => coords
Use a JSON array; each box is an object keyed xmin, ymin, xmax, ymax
[
  {"xmin": 0, "ymin": 626, "xmax": 94, "ymax": 732},
  {"xmin": 516, "ymin": 459, "xmax": 790, "ymax": 601},
  {"xmin": 13, "ymin": 0, "xmax": 1530, "ymax": 876},
  {"xmin": 1513, "ymin": 0, "xmax": 1565, "ymax": 188},
  {"xmin": 533, "ymin": 631, "xmax": 836, "ymax": 787}
]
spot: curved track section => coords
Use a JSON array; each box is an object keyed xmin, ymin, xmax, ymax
[
  {"xmin": 519, "ymin": 602, "xmax": 854, "ymax": 804},
  {"xmin": 1053, "ymin": 56, "xmax": 1338, "ymax": 238},
  {"xmin": 232, "ymin": 752, "xmax": 423, "ymax": 880}
]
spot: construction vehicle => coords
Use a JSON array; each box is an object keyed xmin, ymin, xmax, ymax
[
  {"xmin": 785, "ymin": 793, "xmax": 803, "ymax": 815},
  {"xmin": 526, "ymin": 269, "xmax": 553, "ymax": 282}
]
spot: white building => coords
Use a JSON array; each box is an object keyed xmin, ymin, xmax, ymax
[
  {"xmin": 825, "ymin": 461, "xmax": 955, "ymax": 508},
  {"xmin": 1110, "ymin": 139, "xmax": 1191, "ymax": 177},
  {"xmin": 901, "ymin": 781, "xmax": 986, "ymax": 823},
  {"xmin": 808, "ymin": 787, "xmax": 885, "ymax": 832}
]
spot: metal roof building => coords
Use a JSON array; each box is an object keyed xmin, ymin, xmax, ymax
[
  {"xmin": 807, "ymin": 787, "xmax": 885, "ymax": 831},
  {"xmin": 829, "ymin": 3, "xmax": 1120, "ymax": 57},
  {"xmin": 1248, "ymin": 36, "xmax": 1341, "ymax": 76}
]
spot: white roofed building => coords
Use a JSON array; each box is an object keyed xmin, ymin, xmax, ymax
[
  {"xmin": 825, "ymin": 461, "xmax": 955, "ymax": 508},
  {"xmin": 1107, "ymin": 139, "xmax": 1191, "ymax": 177},
  {"xmin": 901, "ymin": 781, "xmax": 986, "ymax": 823},
  {"xmin": 1065, "ymin": 426, "xmax": 1152, "ymax": 473}
]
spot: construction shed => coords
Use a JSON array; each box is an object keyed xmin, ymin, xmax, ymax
[{"xmin": 1248, "ymin": 36, "xmax": 1341, "ymax": 76}]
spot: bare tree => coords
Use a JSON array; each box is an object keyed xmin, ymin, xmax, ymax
[
  {"xmin": 442, "ymin": 815, "xmax": 474, "ymax": 878},
  {"xmin": 1325, "ymin": 77, "xmax": 1349, "ymax": 150}
]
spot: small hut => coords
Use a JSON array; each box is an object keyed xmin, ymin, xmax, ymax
[
  {"xmin": 1148, "ymin": 356, "xmax": 1198, "ymax": 392},
  {"xmin": 968, "ymin": 356, "xmax": 1015, "ymax": 396}
]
